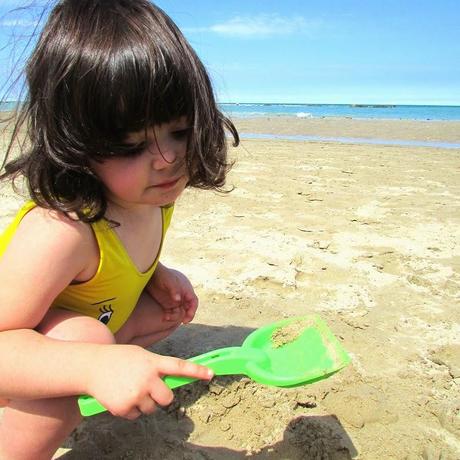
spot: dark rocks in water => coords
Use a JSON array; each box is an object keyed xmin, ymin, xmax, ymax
[{"xmin": 351, "ymin": 104, "xmax": 396, "ymax": 108}]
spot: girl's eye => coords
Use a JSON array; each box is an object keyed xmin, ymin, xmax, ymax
[
  {"xmin": 125, "ymin": 146, "xmax": 146, "ymax": 156},
  {"xmin": 171, "ymin": 128, "xmax": 191, "ymax": 140},
  {"xmin": 113, "ymin": 143, "xmax": 147, "ymax": 157}
]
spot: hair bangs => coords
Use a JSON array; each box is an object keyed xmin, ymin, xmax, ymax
[
  {"xmin": 109, "ymin": 49, "xmax": 195, "ymax": 136},
  {"xmin": 64, "ymin": 6, "xmax": 197, "ymax": 155}
]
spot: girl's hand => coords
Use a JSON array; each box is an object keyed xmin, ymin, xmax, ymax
[
  {"xmin": 86, "ymin": 344, "xmax": 212, "ymax": 419},
  {"xmin": 147, "ymin": 263, "xmax": 198, "ymax": 324}
]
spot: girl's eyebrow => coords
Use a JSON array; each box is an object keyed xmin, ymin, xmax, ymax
[
  {"xmin": 123, "ymin": 129, "xmax": 151, "ymax": 142},
  {"xmin": 122, "ymin": 135, "xmax": 145, "ymax": 145},
  {"xmin": 124, "ymin": 117, "xmax": 191, "ymax": 140}
]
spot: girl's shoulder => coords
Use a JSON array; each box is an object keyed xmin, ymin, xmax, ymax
[
  {"xmin": 1, "ymin": 203, "xmax": 98, "ymax": 281},
  {"xmin": 19, "ymin": 204, "xmax": 93, "ymax": 245},
  {"xmin": 0, "ymin": 204, "xmax": 99, "ymax": 329}
]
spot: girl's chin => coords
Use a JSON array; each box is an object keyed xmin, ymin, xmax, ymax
[{"xmin": 148, "ymin": 180, "xmax": 187, "ymax": 204}]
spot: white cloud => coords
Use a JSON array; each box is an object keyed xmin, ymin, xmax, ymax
[
  {"xmin": 1, "ymin": 0, "xmax": 46, "ymax": 6},
  {"xmin": 1, "ymin": 18, "xmax": 39, "ymax": 27},
  {"xmin": 185, "ymin": 14, "xmax": 315, "ymax": 38}
]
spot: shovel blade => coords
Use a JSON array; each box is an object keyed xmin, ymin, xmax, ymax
[{"xmin": 242, "ymin": 315, "xmax": 351, "ymax": 387}]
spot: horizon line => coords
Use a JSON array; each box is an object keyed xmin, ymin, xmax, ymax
[
  {"xmin": 218, "ymin": 102, "xmax": 460, "ymax": 108},
  {"xmin": 1, "ymin": 100, "xmax": 460, "ymax": 109}
]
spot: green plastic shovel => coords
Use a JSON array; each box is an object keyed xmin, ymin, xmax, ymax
[{"xmin": 78, "ymin": 314, "xmax": 350, "ymax": 416}]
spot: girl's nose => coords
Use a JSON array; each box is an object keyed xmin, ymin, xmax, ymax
[{"xmin": 150, "ymin": 142, "xmax": 177, "ymax": 170}]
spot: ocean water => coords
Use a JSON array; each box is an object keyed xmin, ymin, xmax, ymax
[
  {"xmin": 2, "ymin": 101, "xmax": 460, "ymax": 121},
  {"xmin": 0, "ymin": 101, "xmax": 17, "ymax": 112},
  {"xmin": 220, "ymin": 103, "xmax": 460, "ymax": 149},
  {"xmin": 219, "ymin": 103, "xmax": 460, "ymax": 121}
]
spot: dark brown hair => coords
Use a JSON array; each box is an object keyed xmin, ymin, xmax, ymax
[{"xmin": 1, "ymin": 0, "xmax": 239, "ymax": 222}]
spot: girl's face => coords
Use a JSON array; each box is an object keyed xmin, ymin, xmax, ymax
[{"xmin": 91, "ymin": 117, "xmax": 191, "ymax": 208}]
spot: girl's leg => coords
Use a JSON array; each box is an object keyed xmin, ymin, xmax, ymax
[
  {"xmin": 0, "ymin": 295, "xmax": 182, "ymax": 459},
  {"xmin": 0, "ymin": 309, "xmax": 115, "ymax": 460},
  {"xmin": 115, "ymin": 291, "xmax": 184, "ymax": 347}
]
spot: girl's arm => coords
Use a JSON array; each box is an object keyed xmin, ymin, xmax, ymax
[
  {"xmin": 0, "ymin": 328, "xmax": 107, "ymax": 399},
  {"xmin": 0, "ymin": 207, "xmax": 93, "ymax": 331},
  {"xmin": 0, "ymin": 328, "xmax": 212, "ymax": 417},
  {"xmin": 0, "ymin": 207, "xmax": 102, "ymax": 397},
  {"xmin": 0, "ymin": 208, "xmax": 211, "ymax": 417}
]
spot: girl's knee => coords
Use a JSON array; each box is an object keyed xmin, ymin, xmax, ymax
[
  {"xmin": 0, "ymin": 396, "xmax": 82, "ymax": 460},
  {"xmin": 115, "ymin": 292, "xmax": 183, "ymax": 345},
  {"xmin": 37, "ymin": 308, "xmax": 116, "ymax": 345}
]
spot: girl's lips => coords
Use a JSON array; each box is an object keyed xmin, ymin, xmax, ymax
[{"xmin": 151, "ymin": 177, "xmax": 181, "ymax": 189}]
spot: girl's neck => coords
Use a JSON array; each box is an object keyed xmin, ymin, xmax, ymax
[{"xmin": 105, "ymin": 200, "xmax": 157, "ymax": 224}]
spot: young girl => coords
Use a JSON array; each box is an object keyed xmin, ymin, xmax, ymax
[{"xmin": 0, "ymin": 0, "xmax": 239, "ymax": 458}]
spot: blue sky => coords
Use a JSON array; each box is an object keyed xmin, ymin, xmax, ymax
[{"xmin": 1, "ymin": 0, "xmax": 459, "ymax": 105}]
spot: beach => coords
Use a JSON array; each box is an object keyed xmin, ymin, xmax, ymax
[
  {"xmin": 234, "ymin": 116, "xmax": 460, "ymax": 143},
  {"xmin": 1, "ymin": 117, "xmax": 459, "ymax": 459}
]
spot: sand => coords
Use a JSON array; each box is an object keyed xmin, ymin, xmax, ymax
[
  {"xmin": 271, "ymin": 317, "xmax": 316, "ymax": 348},
  {"xmin": 1, "ymin": 117, "xmax": 459, "ymax": 459}
]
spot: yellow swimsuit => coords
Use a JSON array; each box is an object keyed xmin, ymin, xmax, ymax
[{"xmin": 0, "ymin": 202, "xmax": 174, "ymax": 333}]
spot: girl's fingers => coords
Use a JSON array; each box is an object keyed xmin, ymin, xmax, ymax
[
  {"xmin": 182, "ymin": 294, "xmax": 198, "ymax": 323},
  {"xmin": 149, "ymin": 380, "xmax": 175, "ymax": 407},
  {"xmin": 122, "ymin": 407, "xmax": 143, "ymax": 421},
  {"xmin": 163, "ymin": 307, "xmax": 184, "ymax": 322},
  {"xmin": 166, "ymin": 286, "xmax": 181, "ymax": 307},
  {"xmin": 172, "ymin": 292, "xmax": 181, "ymax": 303},
  {"xmin": 156, "ymin": 356, "xmax": 213, "ymax": 383},
  {"xmin": 137, "ymin": 396, "xmax": 157, "ymax": 415}
]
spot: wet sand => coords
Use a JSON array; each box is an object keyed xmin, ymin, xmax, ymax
[
  {"xmin": 1, "ymin": 117, "xmax": 459, "ymax": 459},
  {"xmin": 233, "ymin": 116, "xmax": 460, "ymax": 143}
]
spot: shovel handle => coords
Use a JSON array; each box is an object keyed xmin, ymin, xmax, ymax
[{"xmin": 78, "ymin": 346, "xmax": 252, "ymax": 417}]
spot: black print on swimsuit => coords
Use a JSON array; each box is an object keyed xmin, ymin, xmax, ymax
[{"xmin": 92, "ymin": 297, "xmax": 116, "ymax": 325}]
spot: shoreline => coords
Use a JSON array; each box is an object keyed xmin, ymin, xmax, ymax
[
  {"xmin": 227, "ymin": 113, "xmax": 460, "ymax": 122},
  {"xmin": 238, "ymin": 132, "xmax": 460, "ymax": 149},
  {"xmin": 232, "ymin": 116, "xmax": 460, "ymax": 143}
]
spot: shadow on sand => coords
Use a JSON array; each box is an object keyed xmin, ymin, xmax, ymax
[{"xmin": 59, "ymin": 323, "xmax": 357, "ymax": 459}]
